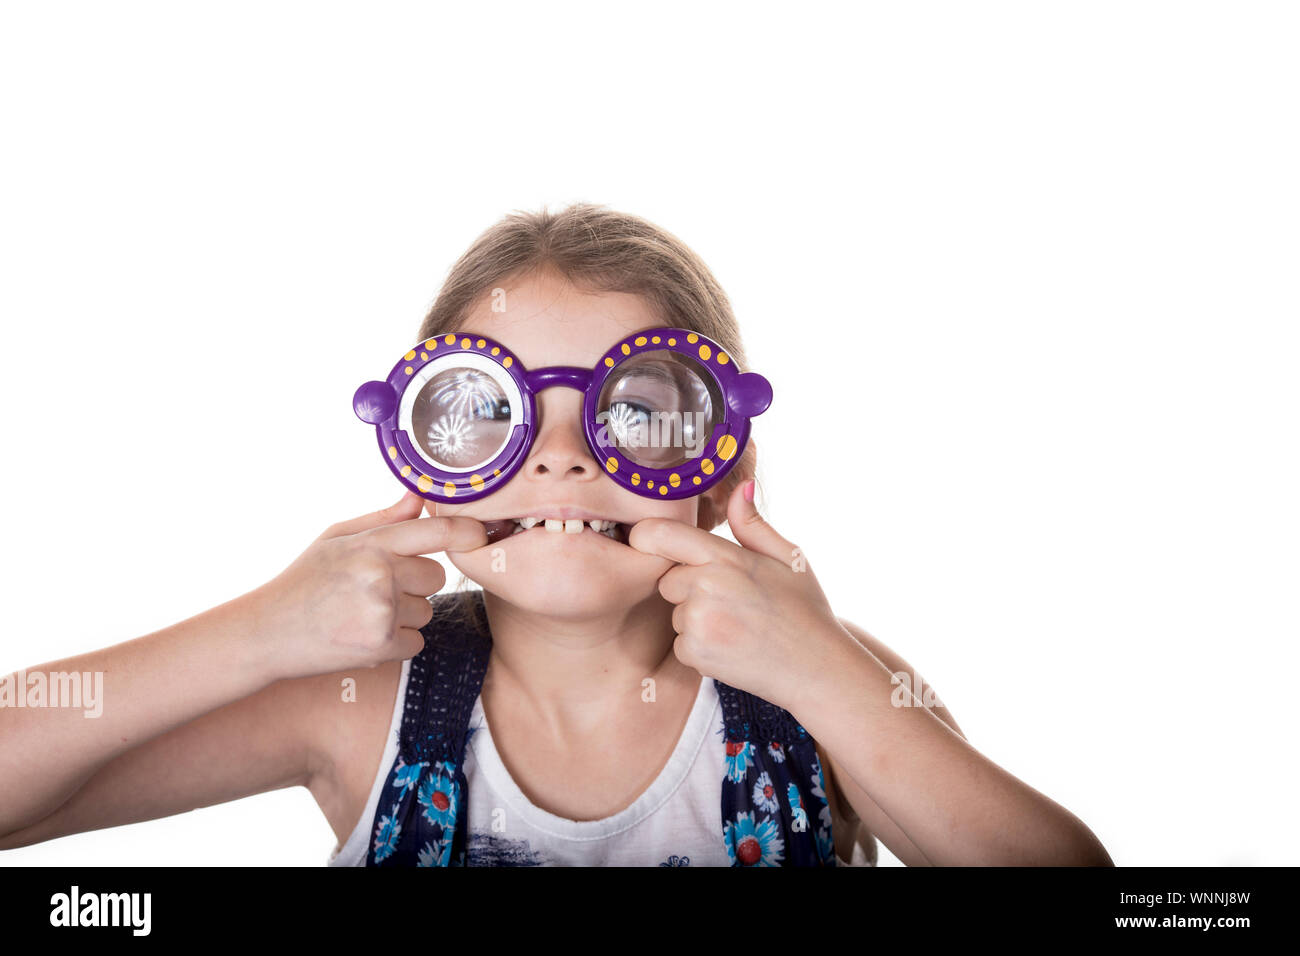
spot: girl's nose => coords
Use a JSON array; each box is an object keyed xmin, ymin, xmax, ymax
[{"xmin": 522, "ymin": 387, "xmax": 600, "ymax": 486}]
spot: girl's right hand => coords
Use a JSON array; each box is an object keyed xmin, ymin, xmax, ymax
[{"xmin": 246, "ymin": 490, "xmax": 488, "ymax": 682}]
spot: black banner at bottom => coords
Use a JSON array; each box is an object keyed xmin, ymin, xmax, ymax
[{"xmin": 0, "ymin": 865, "xmax": 1279, "ymax": 942}]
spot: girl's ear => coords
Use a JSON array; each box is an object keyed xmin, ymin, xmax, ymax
[
  {"xmin": 695, "ymin": 480, "xmax": 731, "ymax": 532},
  {"xmin": 696, "ymin": 439, "xmax": 758, "ymax": 532}
]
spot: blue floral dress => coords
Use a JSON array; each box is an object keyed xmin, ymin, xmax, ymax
[{"xmin": 366, "ymin": 591, "xmax": 837, "ymax": 867}]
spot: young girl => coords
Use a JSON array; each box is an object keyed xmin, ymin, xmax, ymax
[{"xmin": 0, "ymin": 203, "xmax": 1112, "ymax": 867}]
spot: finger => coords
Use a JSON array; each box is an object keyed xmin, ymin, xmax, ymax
[
  {"xmin": 396, "ymin": 592, "xmax": 436, "ymax": 630},
  {"xmin": 627, "ymin": 516, "xmax": 742, "ymax": 567},
  {"xmin": 657, "ymin": 563, "xmax": 696, "ymax": 604},
  {"xmin": 367, "ymin": 515, "xmax": 490, "ymax": 557},
  {"xmin": 390, "ymin": 627, "xmax": 428, "ymax": 661},
  {"xmin": 393, "ymin": 555, "xmax": 448, "ymax": 598},
  {"xmin": 725, "ymin": 478, "xmax": 799, "ymax": 565},
  {"xmin": 322, "ymin": 490, "xmax": 425, "ymax": 540}
]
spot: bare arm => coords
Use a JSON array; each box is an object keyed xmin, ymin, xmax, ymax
[
  {"xmin": 0, "ymin": 660, "xmax": 339, "ymax": 851},
  {"xmin": 0, "ymin": 587, "xmax": 284, "ymax": 840},
  {"xmin": 816, "ymin": 618, "xmax": 971, "ymax": 866},
  {"xmin": 790, "ymin": 618, "xmax": 1113, "ymax": 866},
  {"xmin": 0, "ymin": 491, "xmax": 485, "ymax": 849}
]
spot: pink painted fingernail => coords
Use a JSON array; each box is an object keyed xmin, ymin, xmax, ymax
[{"xmin": 743, "ymin": 479, "xmax": 756, "ymax": 503}]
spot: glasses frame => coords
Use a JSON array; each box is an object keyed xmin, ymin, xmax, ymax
[{"xmin": 353, "ymin": 326, "xmax": 772, "ymax": 503}]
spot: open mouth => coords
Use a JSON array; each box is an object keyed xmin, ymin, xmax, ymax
[{"xmin": 480, "ymin": 516, "xmax": 632, "ymax": 546}]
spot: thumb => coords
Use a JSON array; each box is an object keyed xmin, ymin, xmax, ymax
[
  {"xmin": 725, "ymin": 477, "xmax": 797, "ymax": 565},
  {"xmin": 322, "ymin": 489, "xmax": 426, "ymax": 539}
]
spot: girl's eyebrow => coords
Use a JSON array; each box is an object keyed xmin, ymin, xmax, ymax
[
  {"xmin": 630, "ymin": 363, "xmax": 680, "ymax": 383},
  {"xmin": 617, "ymin": 361, "xmax": 693, "ymax": 392},
  {"xmin": 435, "ymin": 336, "xmax": 696, "ymax": 388}
]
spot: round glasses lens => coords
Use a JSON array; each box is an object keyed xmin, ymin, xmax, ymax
[
  {"xmin": 409, "ymin": 365, "xmax": 515, "ymax": 469},
  {"xmin": 596, "ymin": 350, "xmax": 723, "ymax": 469}
]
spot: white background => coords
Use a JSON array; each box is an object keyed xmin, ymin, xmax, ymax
[{"xmin": 1, "ymin": 1, "xmax": 1296, "ymax": 866}]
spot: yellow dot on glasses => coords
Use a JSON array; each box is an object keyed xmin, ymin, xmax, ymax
[
  {"xmin": 493, "ymin": 468, "xmax": 501, "ymax": 475},
  {"xmin": 687, "ymin": 333, "xmax": 698, "ymax": 344},
  {"xmin": 692, "ymin": 476, "xmax": 702, "ymax": 485},
  {"xmin": 651, "ymin": 335, "xmax": 660, "ymax": 344},
  {"xmin": 701, "ymin": 458, "xmax": 715, "ymax": 475},
  {"xmin": 716, "ymin": 435, "xmax": 738, "ymax": 461},
  {"xmin": 698, "ymin": 344, "xmax": 711, "ymax": 361},
  {"xmin": 425, "ymin": 339, "xmax": 437, "ymax": 350},
  {"xmin": 717, "ymin": 352, "xmax": 729, "ymax": 364},
  {"xmin": 401, "ymin": 465, "xmax": 411, "ymax": 476},
  {"xmin": 503, "ymin": 356, "xmax": 513, "ymax": 368},
  {"xmin": 492, "ymin": 346, "xmax": 500, "ymax": 355},
  {"xmin": 604, "ymin": 357, "xmax": 614, "ymax": 367},
  {"xmin": 387, "ymin": 445, "xmax": 397, "ymax": 459},
  {"xmin": 647, "ymin": 480, "xmax": 654, "ymax": 489},
  {"xmin": 443, "ymin": 481, "xmax": 456, "ymax": 496},
  {"xmin": 631, "ymin": 473, "xmax": 641, "ymax": 485},
  {"xmin": 658, "ymin": 485, "xmax": 667, "ymax": 495},
  {"xmin": 669, "ymin": 473, "xmax": 680, "ymax": 487},
  {"xmin": 420, "ymin": 352, "xmax": 427, "ymax": 360},
  {"xmin": 667, "ymin": 337, "xmax": 677, "ymax": 346},
  {"xmin": 444, "ymin": 334, "xmax": 456, "ymax": 345},
  {"xmin": 605, "ymin": 457, "xmax": 618, "ymax": 473},
  {"xmin": 405, "ymin": 350, "xmax": 416, "ymax": 361},
  {"xmin": 460, "ymin": 337, "xmax": 471, "ymax": 348},
  {"xmin": 405, "ymin": 366, "xmax": 413, "ymax": 375},
  {"xmin": 470, "ymin": 474, "xmax": 484, "ymax": 490},
  {"xmin": 476, "ymin": 339, "xmax": 486, "ymax": 348},
  {"xmin": 634, "ymin": 336, "xmax": 647, "ymax": 347},
  {"xmin": 621, "ymin": 343, "xmax": 631, "ymax": 355},
  {"xmin": 417, "ymin": 474, "xmax": 433, "ymax": 493}
]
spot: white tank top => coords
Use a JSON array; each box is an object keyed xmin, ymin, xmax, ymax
[{"xmin": 327, "ymin": 658, "xmax": 872, "ymax": 866}]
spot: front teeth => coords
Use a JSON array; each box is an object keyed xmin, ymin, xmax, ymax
[
  {"xmin": 510, "ymin": 516, "xmax": 621, "ymax": 538},
  {"xmin": 539, "ymin": 517, "xmax": 583, "ymax": 533}
]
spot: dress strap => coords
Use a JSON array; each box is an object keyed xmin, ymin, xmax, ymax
[
  {"xmin": 713, "ymin": 679, "xmax": 811, "ymax": 745},
  {"xmin": 367, "ymin": 590, "xmax": 491, "ymax": 866},
  {"xmin": 714, "ymin": 679, "xmax": 838, "ymax": 866},
  {"xmin": 399, "ymin": 590, "xmax": 492, "ymax": 765}
]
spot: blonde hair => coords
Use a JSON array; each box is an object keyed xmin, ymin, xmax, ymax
[
  {"xmin": 419, "ymin": 203, "xmax": 747, "ymax": 360},
  {"xmin": 417, "ymin": 202, "xmax": 759, "ymax": 626}
]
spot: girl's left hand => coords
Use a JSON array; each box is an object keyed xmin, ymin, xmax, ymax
[{"xmin": 627, "ymin": 478, "xmax": 855, "ymax": 713}]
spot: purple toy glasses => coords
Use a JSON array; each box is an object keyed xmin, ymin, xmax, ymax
[{"xmin": 353, "ymin": 328, "xmax": 772, "ymax": 503}]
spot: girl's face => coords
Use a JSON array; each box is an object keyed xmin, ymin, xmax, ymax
[{"xmin": 427, "ymin": 268, "xmax": 724, "ymax": 618}]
